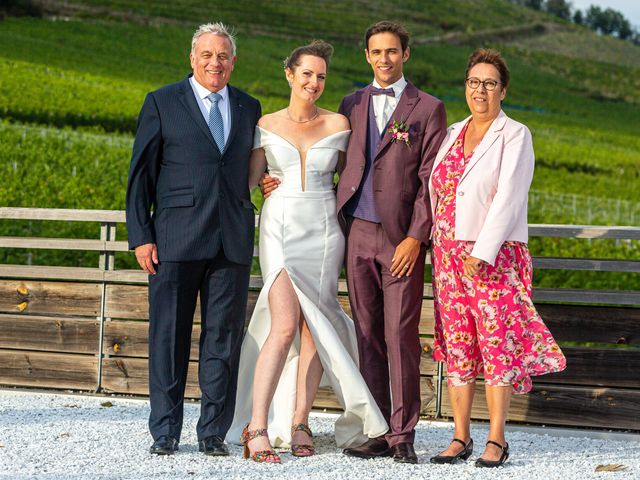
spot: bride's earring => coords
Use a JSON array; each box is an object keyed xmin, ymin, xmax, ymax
[{"xmin": 288, "ymin": 80, "xmax": 292, "ymax": 88}]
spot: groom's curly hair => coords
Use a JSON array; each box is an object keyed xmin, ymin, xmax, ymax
[
  {"xmin": 284, "ymin": 40, "xmax": 334, "ymax": 71},
  {"xmin": 365, "ymin": 21, "xmax": 410, "ymax": 52}
]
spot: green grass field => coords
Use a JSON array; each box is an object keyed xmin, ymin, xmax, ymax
[{"xmin": 0, "ymin": 0, "xmax": 638, "ymax": 288}]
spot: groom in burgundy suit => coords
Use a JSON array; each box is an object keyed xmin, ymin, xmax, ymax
[{"xmin": 338, "ymin": 21, "xmax": 446, "ymax": 463}]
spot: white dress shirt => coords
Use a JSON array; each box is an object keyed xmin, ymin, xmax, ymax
[
  {"xmin": 371, "ymin": 76, "xmax": 407, "ymax": 135},
  {"xmin": 189, "ymin": 76, "xmax": 231, "ymax": 145}
]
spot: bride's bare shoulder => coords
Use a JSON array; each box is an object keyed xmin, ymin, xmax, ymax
[
  {"xmin": 258, "ymin": 110, "xmax": 287, "ymax": 129},
  {"xmin": 319, "ymin": 109, "xmax": 350, "ymax": 132}
]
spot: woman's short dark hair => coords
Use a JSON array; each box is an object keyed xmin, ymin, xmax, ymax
[
  {"xmin": 465, "ymin": 48, "xmax": 510, "ymax": 89},
  {"xmin": 284, "ymin": 40, "xmax": 334, "ymax": 71},
  {"xmin": 364, "ymin": 21, "xmax": 410, "ymax": 52}
]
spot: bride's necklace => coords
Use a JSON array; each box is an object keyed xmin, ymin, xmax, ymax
[{"xmin": 286, "ymin": 107, "xmax": 319, "ymax": 124}]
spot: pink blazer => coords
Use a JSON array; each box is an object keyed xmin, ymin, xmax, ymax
[{"xmin": 428, "ymin": 110, "xmax": 535, "ymax": 265}]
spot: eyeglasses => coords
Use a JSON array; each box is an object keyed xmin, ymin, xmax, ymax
[{"xmin": 465, "ymin": 77, "xmax": 501, "ymax": 91}]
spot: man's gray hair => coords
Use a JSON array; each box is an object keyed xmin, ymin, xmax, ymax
[{"xmin": 191, "ymin": 22, "xmax": 237, "ymax": 55}]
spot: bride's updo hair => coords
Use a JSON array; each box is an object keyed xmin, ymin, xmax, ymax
[{"xmin": 284, "ymin": 40, "xmax": 334, "ymax": 71}]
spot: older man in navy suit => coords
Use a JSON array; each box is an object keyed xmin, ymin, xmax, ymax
[{"xmin": 126, "ymin": 22, "xmax": 261, "ymax": 456}]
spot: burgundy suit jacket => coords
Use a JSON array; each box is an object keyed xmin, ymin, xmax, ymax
[{"xmin": 337, "ymin": 82, "xmax": 447, "ymax": 246}]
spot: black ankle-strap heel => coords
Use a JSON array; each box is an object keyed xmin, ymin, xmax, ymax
[
  {"xmin": 475, "ymin": 440, "xmax": 509, "ymax": 468},
  {"xmin": 429, "ymin": 438, "xmax": 474, "ymax": 464}
]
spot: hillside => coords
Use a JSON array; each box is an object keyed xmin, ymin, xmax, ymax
[
  {"xmin": 0, "ymin": 0, "xmax": 638, "ymax": 288},
  {"xmin": 33, "ymin": 0, "xmax": 558, "ymax": 40}
]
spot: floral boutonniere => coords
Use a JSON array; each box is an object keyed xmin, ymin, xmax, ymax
[{"xmin": 387, "ymin": 119, "xmax": 411, "ymax": 147}]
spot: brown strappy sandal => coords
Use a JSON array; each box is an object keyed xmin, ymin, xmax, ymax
[{"xmin": 290, "ymin": 423, "xmax": 315, "ymax": 457}]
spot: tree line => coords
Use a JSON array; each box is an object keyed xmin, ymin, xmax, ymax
[{"xmin": 512, "ymin": 0, "xmax": 639, "ymax": 44}]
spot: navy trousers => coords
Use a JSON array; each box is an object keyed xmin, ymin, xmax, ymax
[{"xmin": 147, "ymin": 251, "xmax": 250, "ymax": 441}]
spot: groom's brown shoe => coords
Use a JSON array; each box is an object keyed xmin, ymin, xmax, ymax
[
  {"xmin": 343, "ymin": 436, "xmax": 392, "ymax": 458},
  {"xmin": 392, "ymin": 442, "xmax": 418, "ymax": 464}
]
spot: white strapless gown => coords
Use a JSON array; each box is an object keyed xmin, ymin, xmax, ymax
[{"xmin": 227, "ymin": 127, "xmax": 388, "ymax": 448}]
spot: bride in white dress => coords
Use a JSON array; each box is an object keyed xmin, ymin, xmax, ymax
[{"xmin": 227, "ymin": 41, "xmax": 388, "ymax": 463}]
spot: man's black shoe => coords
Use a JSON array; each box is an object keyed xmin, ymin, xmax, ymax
[
  {"xmin": 198, "ymin": 435, "xmax": 230, "ymax": 456},
  {"xmin": 150, "ymin": 435, "xmax": 179, "ymax": 455}
]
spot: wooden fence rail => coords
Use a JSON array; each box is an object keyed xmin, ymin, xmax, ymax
[{"xmin": 1, "ymin": 207, "xmax": 639, "ymax": 430}]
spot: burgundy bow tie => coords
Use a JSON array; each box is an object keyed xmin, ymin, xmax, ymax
[{"xmin": 370, "ymin": 86, "xmax": 395, "ymax": 96}]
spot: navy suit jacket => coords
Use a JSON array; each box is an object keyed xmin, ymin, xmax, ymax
[{"xmin": 126, "ymin": 75, "xmax": 261, "ymax": 265}]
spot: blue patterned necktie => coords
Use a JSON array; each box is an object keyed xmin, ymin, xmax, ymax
[{"xmin": 207, "ymin": 92, "xmax": 225, "ymax": 152}]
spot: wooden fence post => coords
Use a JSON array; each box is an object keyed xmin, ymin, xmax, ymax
[{"xmin": 95, "ymin": 222, "xmax": 117, "ymax": 392}]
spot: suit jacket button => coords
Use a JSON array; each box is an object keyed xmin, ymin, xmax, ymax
[
  {"xmin": 221, "ymin": 162, "xmax": 225, "ymax": 166},
  {"xmin": 458, "ymin": 191, "xmax": 464, "ymax": 196}
]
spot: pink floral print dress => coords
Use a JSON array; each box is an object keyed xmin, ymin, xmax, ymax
[{"xmin": 430, "ymin": 122, "xmax": 566, "ymax": 394}]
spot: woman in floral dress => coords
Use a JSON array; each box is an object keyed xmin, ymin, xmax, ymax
[{"xmin": 427, "ymin": 49, "xmax": 566, "ymax": 468}]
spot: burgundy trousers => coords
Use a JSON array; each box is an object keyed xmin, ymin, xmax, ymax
[{"xmin": 345, "ymin": 217, "xmax": 425, "ymax": 446}]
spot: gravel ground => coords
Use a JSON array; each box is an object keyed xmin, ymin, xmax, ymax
[{"xmin": 1, "ymin": 390, "xmax": 638, "ymax": 480}]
